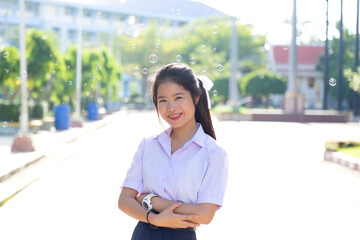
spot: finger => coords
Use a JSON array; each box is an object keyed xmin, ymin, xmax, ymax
[
  {"xmin": 181, "ymin": 214, "xmax": 199, "ymax": 220},
  {"xmin": 166, "ymin": 202, "xmax": 182, "ymax": 212},
  {"xmin": 182, "ymin": 220, "xmax": 200, "ymax": 228}
]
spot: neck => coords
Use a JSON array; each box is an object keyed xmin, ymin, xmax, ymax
[{"xmin": 171, "ymin": 119, "xmax": 198, "ymax": 142}]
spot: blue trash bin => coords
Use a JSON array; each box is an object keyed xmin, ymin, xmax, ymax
[
  {"xmin": 54, "ymin": 104, "xmax": 70, "ymax": 130},
  {"xmin": 87, "ymin": 102, "xmax": 99, "ymax": 120}
]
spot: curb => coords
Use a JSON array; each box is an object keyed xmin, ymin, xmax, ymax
[
  {"xmin": 0, "ymin": 153, "xmax": 45, "ymax": 182},
  {"xmin": 324, "ymin": 150, "xmax": 360, "ymax": 171}
]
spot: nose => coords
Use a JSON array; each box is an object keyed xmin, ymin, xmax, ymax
[{"xmin": 167, "ymin": 100, "xmax": 176, "ymax": 111}]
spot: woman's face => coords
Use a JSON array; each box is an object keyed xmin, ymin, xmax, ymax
[{"xmin": 156, "ymin": 81, "xmax": 198, "ymax": 130}]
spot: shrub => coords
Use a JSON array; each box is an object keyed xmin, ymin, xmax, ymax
[
  {"xmin": 30, "ymin": 104, "xmax": 44, "ymax": 119},
  {"xmin": 0, "ymin": 104, "xmax": 20, "ymax": 122}
]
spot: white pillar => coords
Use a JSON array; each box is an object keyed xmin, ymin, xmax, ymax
[
  {"xmin": 19, "ymin": 0, "xmax": 28, "ymax": 135},
  {"xmin": 284, "ymin": 0, "xmax": 303, "ymax": 114},
  {"xmin": 227, "ymin": 17, "xmax": 239, "ymax": 106},
  {"xmin": 11, "ymin": 0, "xmax": 35, "ymax": 152},
  {"xmin": 75, "ymin": 4, "xmax": 83, "ymax": 121}
]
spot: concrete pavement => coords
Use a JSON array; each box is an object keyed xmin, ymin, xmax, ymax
[{"xmin": 0, "ymin": 111, "xmax": 122, "ymax": 206}]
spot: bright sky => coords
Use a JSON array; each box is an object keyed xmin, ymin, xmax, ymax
[{"xmin": 196, "ymin": 0, "xmax": 358, "ymax": 44}]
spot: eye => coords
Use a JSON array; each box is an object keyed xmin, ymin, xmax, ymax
[
  {"xmin": 158, "ymin": 99, "xmax": 166, "ymax": 103},
  {"xmin": 175, "ymin": 96, "xmax": 182, "ymax": 100}
]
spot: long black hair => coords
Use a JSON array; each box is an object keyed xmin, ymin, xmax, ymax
[{"xmin": 151, "ymin": 63, "xmax": 216, "ymax": 140}]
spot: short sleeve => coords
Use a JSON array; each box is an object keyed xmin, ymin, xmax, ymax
[
  {"xmin": 197, "ymin": 146, "xmax": 228, "ymax": 209},
  {"xmin": 121, "ymin": 138, "xmax": 145, "ymax": 193}
]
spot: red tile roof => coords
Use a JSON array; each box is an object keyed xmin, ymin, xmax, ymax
[{"xmin": 273, "ymin": 45, "xmax": 324, "ymax": 65}]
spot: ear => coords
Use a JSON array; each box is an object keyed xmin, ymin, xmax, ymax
[{"xmin": 194, "ymin": 96, "xmax": 200, "ymax": 105}]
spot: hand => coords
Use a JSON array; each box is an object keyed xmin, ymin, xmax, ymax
[{"xmin": 151, "ymin": 202, "xmax": 200, "ymax": 229}]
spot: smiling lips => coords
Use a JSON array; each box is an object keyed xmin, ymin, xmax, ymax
[{"xmin": 168, "ymin": 113, "xmax": 182, "ymax": 121}]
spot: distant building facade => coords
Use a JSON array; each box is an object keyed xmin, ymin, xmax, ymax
[
  {"xmin": 268, "ymin": 45, "xmax": 325, "ymax": 109},
  {"xmin": 0, "ymin": 0, "xmax": 222, "ymax": 52}
]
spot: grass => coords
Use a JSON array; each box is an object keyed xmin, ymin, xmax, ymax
[
  {"xmin": 326, "ymin": 141, "xmax": 360, "ymax": 158},
  {"xmin": 338, "ymin": 146, "xmax": 360, "ymax": 158}
]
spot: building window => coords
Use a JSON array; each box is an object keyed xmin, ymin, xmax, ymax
[
  {"xmin": 65, "ymin": 7, "xmax": 75, "ymax": 16},
  {"xmin": 52, "ymin": 27, "xmax": 60, "ymax": 37},
  {"xmin": 307, "ymin": 77, "xmax": 315, "ymax": 88},
  {"xmin": 25, "ymin": 2, "xmax": 35, "ymax": 12},
  {"xmin": 83, "ymin": 9, "xmax": 92, "ymax": 18},
  {"xmin": 68, "ymin": 30, "xmax": 77, "ymax": 42}
]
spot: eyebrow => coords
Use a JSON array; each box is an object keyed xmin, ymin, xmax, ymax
[{"xmin": 158, "ymin": 92, "xmax": 184, "ymax": 99}]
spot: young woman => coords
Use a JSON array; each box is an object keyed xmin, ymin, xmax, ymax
[{"xmin": 118, "ymin": 63, "xmax": 228, "ymax": 240}]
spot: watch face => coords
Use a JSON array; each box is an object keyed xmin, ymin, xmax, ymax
[{"xmin": 143, "ymin": 202, "xmax": 149, "ymax": 209}]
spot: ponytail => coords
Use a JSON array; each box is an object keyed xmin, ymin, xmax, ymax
[{"xmin": 195, "ymin": 79, "xmax": 216, "ymax": 140}]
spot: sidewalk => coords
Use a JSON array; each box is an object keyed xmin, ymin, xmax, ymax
[{"xmin": 0, "ymin": 111, "xmax": 121, "ymax": 205}]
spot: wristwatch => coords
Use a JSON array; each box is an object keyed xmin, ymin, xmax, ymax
[{"xmin": 142, "ymin": 193, "xmax": 157, "ymax": 211}]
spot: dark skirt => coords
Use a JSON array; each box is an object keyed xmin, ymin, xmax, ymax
[{"xmin": 131, "ymin": 221, "xmax": 197, "ymax": 240}]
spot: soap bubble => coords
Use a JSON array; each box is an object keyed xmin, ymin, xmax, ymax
[
  {"xmin": 149, "ymin": 54, "xmax": 158, "ymax": 64},
  {"xmin": 21, "ymin": 71, "xmax": 27, "ymax": 78},
  {"xmin": 176, "ymin": 8, "xmax": 182, "ymax": 15},
  {"xmin": 200, "ymin": 44, "xmax": 207, "ymax": 52},
  {"xmin": 55, "ymin": 61, "xmax": 58, "ymax": 66},
  {"xmin": 155, "ymin": 39, "xmax": 161, "ymax": 48},
  {"xmin": 4, "ymin": 69, "xmax": 9, "ymax": 74},
  {"xmin": 176, "ymin": 55, "xmax": 182, "ymax": 62},
  {"xmin": 131, "ymin": 43, "xmax": 136, "ymax": 50},
  {"xmin": 69, "ymin": 81, "xmax": 72, "ymax": 85},
  {"xmin": 1, "ymin": 121, "xmax": 8, "ymax": 128},
  {"xmin": 15, "ymin": 77, "xmax": 22, "ymax": 85},
  {"xmin": 212, "ymin": 90, "xmax": 218, "ymax": 96},
  {"xmin": 133, "ymin": 66, "xmax": 140, "ymax": 74},
  {"xmin": 96, "ymin": 12, "xmax": 101, "ymax": 18},
  {"xmin": 3, "ymin": 52, "xmax": 9, "ymax": 58},
  {"xmin": 142, "ymin": 68, "xmax": 148, "ymax": 74},
  {"xmin": 190, "ymin": 57, "xmax": 196, "ymax": 64},
  {"xmin": 282, "ymin": 44, "xmax": 289, "ymax": 51},
  {"xmin": 329, "ymin": 78, "xmax": 337, "ymax": 87},
  {"xmin": 200, "ymin": 70, "xmax": 208, "ymax": 76},
  {"xmin": 67, "ymin": 66, "xmax": 70, "ymax": 70},
  {"xmin": 139, "ymin": 23, "xmax": 145, "ymax": 31},
  {"xmin": 212, "ymin": 26, "xmax": 219, "ymax": 34},
  {"xmin": 52, "ymin": 70, "xmax": 56, "ymax": 74},
  {"xmin": 216, "ymin": 64, "xmax": 224, "ymax": 72}
]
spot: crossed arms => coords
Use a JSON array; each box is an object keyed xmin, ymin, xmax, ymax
[{"xmin": 118, "ymin": 187, "xmax": 218, "ymax": 229}]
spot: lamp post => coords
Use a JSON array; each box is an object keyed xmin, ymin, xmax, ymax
[
  {"xmin": 227, "ymin": 16, "xmax": 239, "ymax": 107},
  {"xmin": 337, "ymin": 0, "xmax": 344, "ymax": 111},
  {"xmin": 72, "ymin": 3, "xmax": 84, "ymax": 127},
  {"xmin": 354, "ymin": 0, "xmax": 360, "ymax": 116},
  {"xmin": 284, "ymin": 0, "xmax": 301, "ymax": 114},
  {"xmin": 11, "ymin": 0, "xmax": 35, "ymax": 152},
  {"xmin": 323, "ymin": 0, "xmax": 329, "ymax": 110}
]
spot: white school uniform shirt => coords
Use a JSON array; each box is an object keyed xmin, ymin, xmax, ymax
[{"xmin": 122, "ymin": 123, "xmax": 228, "ymax": 208}]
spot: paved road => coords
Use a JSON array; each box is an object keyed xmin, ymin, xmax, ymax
[{"xmin": 0, "ymin": 111, "xmax": 359, "ymax": 240}]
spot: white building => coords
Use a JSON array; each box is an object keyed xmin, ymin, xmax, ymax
[
  {"xmin": 0, "ymin": 0, "xmax": 223, "ymax": 52},
  {"xmin": 268, "ymin": 45, "xmax": 325, "ymax": 109}
]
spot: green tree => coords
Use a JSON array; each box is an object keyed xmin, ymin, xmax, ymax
[
  {"xmin": 0, "ymin": 46, "xmax": 20, "ymax": 103},
  {"xmin": 114, "ymin": 16, "xmax": 267, "ymax": 106},
  {"xmin": 62, "ymin": 46, "xmax": 121, "ymax": 111},
  {"xmin": 318, "ymin": 23, "xmax": 355, "ymax": 108},
  {"xmin": 26, "ymin": 29, "xmax": 61, "ymax": 105},
  {"xmin": 242, "ymin": 70, "xmax": 286, "ymax": 107}
]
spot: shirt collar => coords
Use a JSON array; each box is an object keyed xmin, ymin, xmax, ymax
[{"xmin": 156, "ymin": 123, "xmax": 206, "ymax": 148}]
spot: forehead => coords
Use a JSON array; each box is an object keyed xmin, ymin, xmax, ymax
[{"xmin": 157, "ymin": 81, "xmax": 188, "ymax": 96}]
